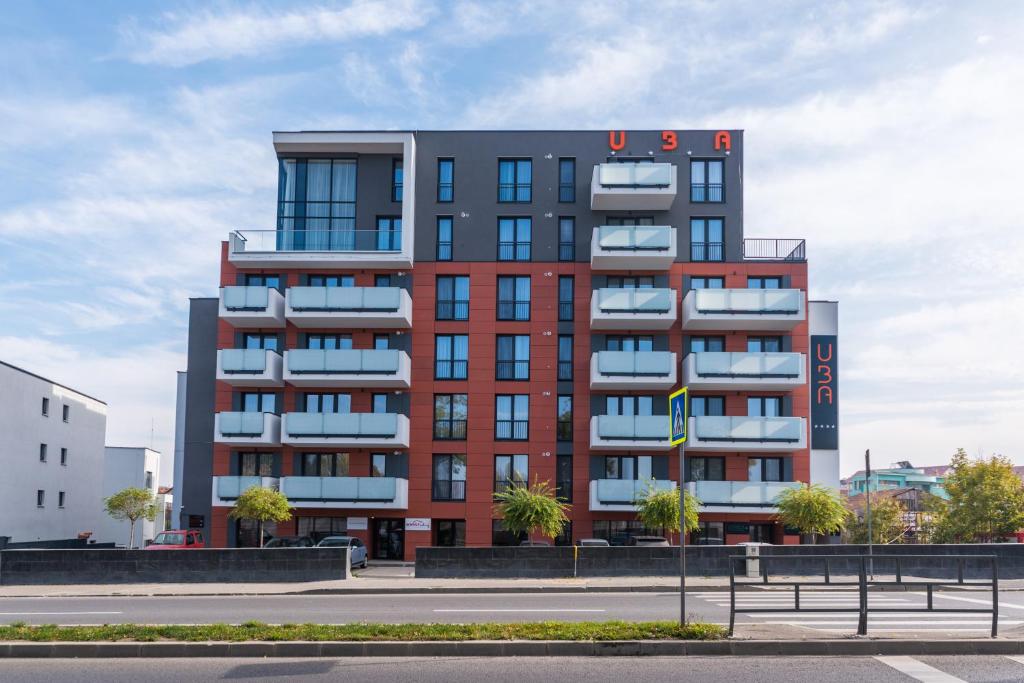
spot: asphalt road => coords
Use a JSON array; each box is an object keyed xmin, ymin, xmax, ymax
[{"xmin": 7, "ymin": 656, "xmax": 1024, "ymax": 682}]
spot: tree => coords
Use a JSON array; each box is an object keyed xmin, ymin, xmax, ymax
[
  {"xmin": 845, "ymin": 496, "xmax": 908, "ymax": 544},
  {"xmin": 228, "ymin": 486, "xmax": 293, "ymax": 548},
  {"xmin": 104, "ymin": 487, "xmax": 159, "ymax": 549},
  {"xmin": 493, "ymin": 479, "xmax": 571, "ymax": 543},
  {"xmin": 634, "ymin": 483, "xmax": 700, "ymax": 545},
  {"xmin": 775, "ymin": 483, "xmax": 848, "ymax": 543},
  {"xmin": 929, "ymin": 449, "xmax": 1024, "ymax": 543}
]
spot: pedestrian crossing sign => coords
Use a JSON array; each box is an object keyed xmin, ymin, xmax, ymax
[{"xmin": 669, "ymin": 386, "xmax": 688, "ymax": 446}]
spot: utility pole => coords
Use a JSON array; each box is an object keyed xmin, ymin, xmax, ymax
[
  {"xmin": 679, "ymin": 442, "xmax": 686, "ymax": 626},
  {"xmin": 865, "ymin": 449, "xmax": 874, "ymax": 579}
]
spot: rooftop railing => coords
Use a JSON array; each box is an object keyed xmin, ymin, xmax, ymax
[
  {"xmin": 233, "ymin": 229, "xmax": 402, "ymax": 253},
  {"xmin": 742, "ymin": 238, "xmax": 806, "ymax": 261}
]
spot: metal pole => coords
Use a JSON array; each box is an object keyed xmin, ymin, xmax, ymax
[
  {"xmin": 679, "ymin": 443, "xmax": 686, "ymax": 626},
  {"xmin": 865, "ymin": 449, "xmax": 874, "ymax": 579}
]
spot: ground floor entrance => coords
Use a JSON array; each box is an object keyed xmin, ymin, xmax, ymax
[{"xmin": 373, "ymin": 518, "xmax": 404, "ymax": 559}]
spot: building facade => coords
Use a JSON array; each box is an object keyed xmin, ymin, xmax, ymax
[
  {"xmin": 0, "ymin": 361, "xmax": 108, "ymax": 543},
  {"xmin": 179, "ymin": 129, "xmax": 839, "ymax": 558},
  {"xmin": 98, "ymin": 446, "xmax": 162, "ymax": 547},
  {"xmin": 845, "ymin": 462, "xmax": 949, "ymax": 500}
]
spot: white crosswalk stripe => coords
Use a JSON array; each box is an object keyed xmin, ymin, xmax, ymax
[{"xmin": 874, "ymin": 656, "xmax": 966, "ymax": 682}]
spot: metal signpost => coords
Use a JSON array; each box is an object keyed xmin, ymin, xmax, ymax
[{"xmin": 669, "ymin": 387, "xmax": 688, "ymax": 625}]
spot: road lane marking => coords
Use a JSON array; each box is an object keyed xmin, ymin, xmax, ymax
[
  {"xmin": 874, "ymin": 656, "xmax": 965, "ymax": 682},
  {"xmin": 0, "ymin": 611, "xmax": 122, "ymax": 616},
  {"xmin": 432, "ymin": 609, "xmax": 606, "ymax": 613},
  {"xmin": 917, "ymin": 592, "xmax": 1024, "ymax": 610},
  {"xmin": 1004, "ymin": 656, "xmax": 1024, "ymax": 666}
]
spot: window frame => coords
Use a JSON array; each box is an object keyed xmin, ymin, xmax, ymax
[
  {"xmin": 494, "ymin": 394, "xmax": 529, "ymax": 441},
  {"xmin": 557, "ymin": 335, "xmax": 573, "ymax": 381},
  {"xmin": 497, "ymin": 158, "xmax": 532, "ymax": 203},
  {"xmin": 437, "ymin": 158, "xmax": 454, "ymax": 203},
  {"xmin": 436, "ymin": 216, "xmax": 453, "ymax": 261},
  {"xmin": 690, "ymin": 158, "xmax": 725, "ymax": 203},
  {"xmin": 435, "ymin": 275, "xmax": 470, "ymax": 321},
  {"xmin": 434, "ymin": 334, "xmax": 469, "ymax": 380},
  {"xmin": 690, "ymin": 217, "xmax": 724, "ymax": 262},
  {"xmin": 496, "ymin": 335, "xmax": 531, "ymax": 381},
  {"xmin": 496, "ymin": 275, "xmax": 531, "ymax": 321},
  {"xmin": 391, "ymin": 158, "xmax": 403, "ymax": 203},
  {"xmin": 558, "ymin": 275, "xmax": 574, "ymax": 321},
  {"xmin": 433, "ymin": 393, "xmax": 468, "ymax": 441},
  {"xmin": 558, "ymin": 158, "xmax": 576, "ymax": 202},
  {"xmin": 432, "ymin": 454, "xmax": 467, "ymax": 501},
  {"xmin": 494, "ymin": 454, "xmax": 529, "ymax": 492},
  {"xmin": 497, "ymin": 217, "xmax": 532, "ymax": 261}
]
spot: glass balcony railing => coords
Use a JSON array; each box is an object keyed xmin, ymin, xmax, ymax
[
  {"xmin": 686, "ymin": 480, "xmax": 802, "ymax": 506},
  {"xmin": 692, "ymin": 416, "xmax": 804, "ymax": 444},
  {"xmin": 692, "ymin": 288, "xmax": 801, "ymax": 315},
  {"xmin": 220, "ymin": 349, "xmax": 271, "ymax": 374},
  {"xmin": 285, "ymin": 412, "xmax": 400, "ymax": 439},
  {"xmin": 692, "ymin": 352, "xmax": 802, "ymax": 379},
  {"xmin": 215, "ymin": 476, "xmax": 278, "ymax": 500},
  {"xmin": 596, "ymin": 225, "xmax": 673, "ymax": 251},
  {"xmin": 596, "ymin": 288, "xmax": 673, "ymax": 314},
  {"xmin": 222, "ymin": 286, "xmax": 271, "ymax": 311},
  {"xmin": 287, "ymin": 349, "xmax": 401, "ymax": 375},
  {"xmin": 288, "ymin": 286, "xmax": 402, "ymax": 312},
  {"xmin": 595, "ymin": 415, "xmax": 667, "ymax": 441},
  {"xmin": 281, "ymin": 476, "xmax": 400, "ymax": 502},
  {"xmin": 594, "ymin": 479, "xmax": 675, "ymax": 504},
  {"xmin": 233, "ymin": 229, "xmax": 401, "ymax": 253},
  {"xmin": 217, "ymin": 412, "xmax": 269, "ymax": 436},
  {"xmin": 596, "ymin": 351, "xmax": 674, "ymax": 377},
  {"xmin": 597, "ymin": 162, "xmax": 673, "ymax": 188}
]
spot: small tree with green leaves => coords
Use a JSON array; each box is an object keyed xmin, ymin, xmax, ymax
[
  {"xmin": 845, "ymin": 496, "xmax": 908, "ymax": 544},
  {"xmin": 930, "ymin": 449, "xmax": 1024, "ymax": 543},
  {"xmin": 104, "ymin": 487, "xmax": 159, "ymax": 549},
  {"xmin": 493, "ymin": 479, "xmax": 571, "ymax": 543},
  {"xmin": 776, "ymin": 483, "xmax": 848, "ymax": 543},
  {"xmin": 634, "ymin": 483, "xmax": 700, "ymax": 545},
  {"xmin": 228, "ymin": 486, "xmax": 293, "ymax": 548}
]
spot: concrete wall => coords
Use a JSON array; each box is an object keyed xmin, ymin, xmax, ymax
[
  {"xmin": 416, "ymin": 544, "xmax": 1024, "ymax": 579},
  {"xmin": 178, "ymin": 298, "xmax": 219, "ymax": 533},
  {"xmin": 0, "ymin": 548, "xmax": 350, "ymax": 585},
  {"xmin": 98, "ymin": 447, "xmax": 162, "ymax": 547}
]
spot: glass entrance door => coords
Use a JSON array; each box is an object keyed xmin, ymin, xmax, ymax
[{"xmin": 373, "ymin": 519, "xmax": 405, "ymax": 560}]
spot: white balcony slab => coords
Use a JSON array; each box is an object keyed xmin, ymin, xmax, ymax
[
  {"xmin": 590, "ymin": 225, "xmax": 677, "ymax": 270},
  {"xmin": 219, "ymin": 286, "xmax": 285, "ymax": 328},
  {"xmin": 284, "ymin": 349, "xmax": 411, "ymax": 388},
  {"xmin": 686, "ymin": 480, "xmax": 803, "ymax": 513},
  {"xmin": 285, "ymin": 286, "xmax": 413, "ymax": 329},
  {"xmin": 216, "ymin": 349, "xmax": 284, "ymax": 388},
  {"xmin": 212, "ymin": 476, "xmax": 279, "ymax": 506},
  {"xmin": 280, "ymin": 476, "xmax": 409, "ymax": 510},
  {"xmin": 214, "ymin": 412, "xmax": 281, "ymax": 447},
  {"xmin": 281, "ymin": 412, "xmax": 410, "ymax": 449},
  {"xmin": 590, "ymin": 351, "xmax": 677, "ymax": 391},
  {"xmin": 682, "ymin": 288, "xmax": 805, "ymax": 331},
  {"xmin": 687, "ymin": 416, "xmax": 806, "ymax": 452},
  {"xmin": 590, "ymin": 163, "xmax": 677, "ymax": 211},
  {"xmin": 682, "ymin": 352, "xmax": 805, "ymax": 391},
  {"xmin": 228, "ymin": 230, "xmax": 413, "ymax": 269},
  {"xmin": 590, "ymin": 288, "xmax": 677, "ymax": 330},
  {"xmin": 589, "ymin": 479, "xmax": 677, "ymax": 512},
  {"xmin": 589, "ymin": 415, "xmax": 672, "ymax": 451}
]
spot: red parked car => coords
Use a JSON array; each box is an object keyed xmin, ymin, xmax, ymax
[{"xmin": 144, "ymin": 530, "xmax": 206, "ymax": 549}]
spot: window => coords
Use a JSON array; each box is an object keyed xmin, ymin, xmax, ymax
[
  {"xmin": 557, "ymin": 395, "xmax": 573, "ymax": 442},
  {"xmin": 308, "ymin": 274, "xmax": 354, "ymax": 287},
  {"xmin": 39, "ymin": 444, "xmax": 47, "ymax": 462},
  {"xmin": 303, "ymin": 392, "xmax": 351, "ymax": 413},
  {"xmin": 495, "ymin": 395, "xmax": 529, "ymax": 440},
  {"xmin": 592, "ymin": 520, "xmax": 663, "ymax": 544},
  {"xmin": 605, "ymin": 395, "xmax": 653, "ymax": 416},
  {"xmin": 297, "ymin": 516, "xmax": 347, "ymax": 542},
  {"xmin": 690, "ymin": 276, "xmax": 724, "ymax": 289},
  {"xmin": 62, "ymin": 405, "xmax": 70, "ymax": 423},
  {"xmin": 437, "ymin": 158, "xmax": 454, "ymax": 202},
  {"xmin": 375, "ymin": 216, "xmax": 402, "ymax": 250},
  {"xmin": 558, "ymin": 217, "xmax": 575, "ymax": 261},
  {"xmin": 749, "ymin": 457, "xmax": 785, "ymax": 482},
  {"xmin": 492, "ymin": 519, "xmax": 527, "ymax": 546},
  {"xmin": 688, "ymin": 336, "xmax": 725, "ymax": 353},
  {"xmin": 36, "ymin": 490, "xmax": 44, "ymax": 507},
  {"xmin": 306, "ymin": 334, "xmax": 352, "ymax": 350},
  {"xmin": 434, "ymin": 335, "xmax": 469, "ymax": 380},
  {"xmin": 603, "ymin": 455, "xmax": 653, "ymax": 480},
  {"xmin": 498, "ymin": 158, "xmax": 532, "ymax": 202},
  {"xmin": 606, "ymin": 275, "xmax": 654, "ymax": 289},
  {"xmin": 748, "ymin": 396, "xmax": 783, "ymax": 417},
  {"xmin": 691, "ymin": 159, "xmax": 724, "ymax": 202},
  {"xmin": 371, "ymin": 453, "xmax": 387, "ymax": 477},
  {"xmin": 556, "ymin": 454, "xmax": 573, "ymax": 502},
  {"xmin": 392, "ymin": 159, "xmax": 403, "ymax": 202},
  {"xmin": 558, "ymin": 276, "xmax": 574, "ymax": 320},
  {"xmin": 558, "ymin": 335, "xmax": 573, "ymax": 381},
  {"xmin": 300, "ymin": 452, "xmax": 348, "ymax": 477},
  {"xmin": 436, "ymin": 216, "xmax": 453, "ymax": 261},
  {"xmin": 433, "ymin": 454, "xmax": 467, "ymax": 501},
  {"xmin": 496, "ymin": 335, "xmax": 530, "ymax": 380},
  {"xmin": 747, "ymin": 336, "xmax": 783, "ymax": 352},
  {"xmin": 58, "ymin": 491, "xmax": 65, "ymax": 508},
  {"xmin": 60, "ymin": 448, "xmax": 67, "ymax": 466},
  {"xmin": 694, "ymin": 521, "xmax": 725, "ymax": 545},
  {"xmin": 690, "ymin": 218, "xmax": 724, "ymax": 262},
  {"xmin": 371, "ymin": 394, "xmax": 388, "ymax": 413},
  {"xmin": 690, "ymin": 396, "xmax": 725, "ymax": 416},
  {"xmin": 240, "ymin": 452, "xmax": 275, "ymax": 476},
  {"xmin": 144, "ymin": 471, "xmax": 154, "ymax": 490},
  {"xmin": 435, "ymin": 520, "xmax": 465, "ymax": 547},
  {"xmin": 373, "ymin": 334, "xmax": 390, "ymax": 350},
  {"xmin": 558, "ymin": 158, "xmax": 575, "ymax": 202},
  {"xmin": 434, "ymin": 394, "xmax": 468, "ymax": 440},
  {"xmin": 374, "ymin": 274, "xmax": 391, "ymax": 288},
  {"xmin": 277, "ymin": 159, "xmax": 357, "ymax": 247},
  {"xmin": 748, "ymin": 276, "xmax": 783, "ymax": 289},
  {"xmin": 686, "ymin": 456, "xmax": 725, "ymax": 481},
  {"xmin": 244, "ymin": 273, "xmax": 281, "ymax": 288},
  {"xmin": 606, "ymin": 216, "xmax": 655, "ymax": 225},
  {"xmin": 497, "ymin": 275, "xmax": 530, "ymax": 320},
  {"xmin": 41, "ymin": 397, "xmax": 49, "ymax": 416},
  {"xmin": 607, "ymin": 335, "xmax": 653, "ymax": 352},
  {"xmin": 244, "ymin": 333, "xmax": 279, "ymax": 351},
  {"xmin": 494, "ymin": 454, "xmax": 528, "ymax": 492},
  {"xmin": 497, "ymin": 217, "xmax": 531, "ymax": 261},
  {"xmin": 436, "ymin": 275, "xmax": 469, "ymax": 320}
]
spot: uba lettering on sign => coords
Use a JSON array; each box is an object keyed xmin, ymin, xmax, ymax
[
  {"xmin": 810, "ymin": 335, "xmax": 838, "ymax": 450},
  {"xmin": 607, "ymin": 130, "xmax": 731, "ymax": 152}
]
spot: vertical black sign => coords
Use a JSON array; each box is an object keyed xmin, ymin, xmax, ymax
[{"xmin": 810, "ymin": 335, "xmax": 838, "ymax": 450}]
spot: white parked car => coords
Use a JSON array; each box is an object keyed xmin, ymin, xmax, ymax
[{"xmin": 316, "ymin": 536, "xmax": 368, "ymax": 568}]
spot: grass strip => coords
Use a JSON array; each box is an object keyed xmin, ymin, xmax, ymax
[{"xmin": 0, "ymin": 621, "xmax": 724, "ymax": 643}]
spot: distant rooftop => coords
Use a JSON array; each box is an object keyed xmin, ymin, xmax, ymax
[{"xmin": 0, "ymin": 359, "xmax": 106, "ymax": 405}]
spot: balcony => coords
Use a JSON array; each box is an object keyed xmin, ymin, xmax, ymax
[
  {"xmin": 590, "ymin": 351, "xmax": 677, "ymax": 391},
  {"xmin": 279, "ymin": 476, "xmax": 408, "ymax": 510},
  {"xmin": 285, "ymin": 286, "xmax": 413, "ymax": 329},
  {"xmin": 682, "ymin": 288, "xmax": 805, "ymax": 331},
  {"xmin": 284, "ymin": 349, "xmax": 411, "ymax": 388},
  {"xmin": 590, "ymin": 162, "xmax": 677, "ymax": 211},
  {"xmin": 590, "ymin": 225, "xmax": 677, "ymax": 270},
  {"xmin": 590, "ymin": 415, "xmax": 671, "ymax": 451},
  {"xmin": 589, "ymin": 479, "xmax": 677, "ymax": 512},
  {"xmin": 682, "ymin": 352, "xmax": 805, "ymax": 391},
  {"xmin": 213, "ymin": 412, "xmax": 281, "ymax": 447},
  {"xmin": 228, "ymin": 229, "xmax": 413, "ymax": 269},
  {"xmin": 212, "ymin": 476, "xmax": 279, "ymax": 505},
  {"xmin": 216, "ymin": 349, "xmax": 284, "ymax": 388},
  {"xmin": 219, "ymin": 286, "xmax": 285, "ymax": 328},
  {"xmin": 590, "ymin": 288, "xmax": 677, "ymax": 330},
  {"xmin": 742, "ymin": 238, "xmax": 806, "ymax": 261},
  {"xmin": 281, "ymin": 412, "xmax": 410, "ymax": 449},
  {"xmin": 686, "ymin": 480, "xmax": 804, "ymax": 512},
  {"xmin": 687, "ymin": 416, "xmax": 806, "ymax": 452}
]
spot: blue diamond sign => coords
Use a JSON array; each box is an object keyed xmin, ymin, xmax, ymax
[{"xmin": 669, "ymin": 386, "xmax": 688, "ymax": 446}]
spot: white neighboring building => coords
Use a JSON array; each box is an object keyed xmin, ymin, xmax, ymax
[
  {"xmin": 100, "ymin": 447, "xmax": 162, "ymax": 547},
  {"xmin": 0, "ymin": 360, "xmax": 108, "ymax": 544}
]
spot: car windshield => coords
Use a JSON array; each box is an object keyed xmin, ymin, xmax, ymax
[{"xmin": 153, "ymin": 533, "xmax": 185, "ymax": 545}]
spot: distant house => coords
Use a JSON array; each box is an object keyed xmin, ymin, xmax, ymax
[
  {"xmin": 843, "ymin": 461, "xmax": 949, "ymax": 500},
  {"xmin": 846, "ymin": 487, "xmax": 942, "ymax": 543}
]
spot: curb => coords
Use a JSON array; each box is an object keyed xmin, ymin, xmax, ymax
[{"xmin": 3, "ymin": 639, "xmax": 1024, "ymax": 658}]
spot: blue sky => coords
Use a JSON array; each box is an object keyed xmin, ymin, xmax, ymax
[{"xmin": 1, "ymin": 1, "xmax": 1022, "ymax": 485}]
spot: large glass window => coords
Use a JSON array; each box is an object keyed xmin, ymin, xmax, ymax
[
  {"xmin": 748, "ymin": 396, "xmax": 783, "ymax": 417},
  {"xmin": 558, "ymin": 335, "xmax": 573, "ymax": 381},
  {"xmin": 556, "ymin": 454, "xmax": 573, "ymax": 502},
  {"xmin": 305, "ymin": 334, "xmax": 352, "ymax": 350},
  {"xmin": 434, "ymin": 394, "xmax": 468, "ymax": 440},
  {"xmin": 297, "ymin": 516, "xmax": 347, "ymax": 543},
  {"xmin": 497, "ymin": 275, "xmax": 530, "ymax": 320},
  {"xmin": 497, "ymin": 217, "xmax": 531, "ymax": 261},
  {"xmin": 436, "ymin": 216, "xmax": 453, "ymax": 261},
  {"xmin": 558, "ymin": 217, "xmax": 575, "ymax": 261},
  {"xmin": 391, "ymin": 159, "xmax": 403, "ymax": 202},
  {"xmin": 749, "ymin": 457, "xmax": 785, "ymax": 482},
  {"xmin": 605, "ymin": 395, "xmax": 653, "ymax": 416},
  {"xmin": 495, "ymin": 395, "xmax": 529, "ymax": 440},
  {"xmin": 239, "ymin": 452, "xmax": 275, "ymax": 477},
  {"xmin": 558, "ymin": 276, "xmax": 574, "ymax": 320},
  {"xmin": 371, "ymin": 394, "xmax": 387, "ymax": 414},
  {"xmin": 606, "ymin": 275, "xmax": 653, "ymax": 289},
  {"xmin": 592, "ymin": 520, "xmax": 663, "ymax": 545},
  {"xmin": 558, "ymin": 158, "xmax": 575, "ymax": 202},
  {"xmin": 240, "ymin": 392, "xmax": 276, "ymax": 413},
  {"xmin": 690, "ymin": 218, "xmax": 724, "ymax": 262},
  {"xmin": 492, "ymin": 519, "xmax": 527, "ymax": 546},
  {"xmin": 747, "ymin": 336, "xmax": 783, "ymax": 352},
  {"xmin": 291, "ymin": 159, "xmax": 357, "ymax": 249},
  {"xmin": 308, "ymin": 274, "xmax": 353, "ymax": 287},
  {"xmin": 498, "ymin": 159, "xmax": 532, "ymax": 202},
  {"xmin": 494, "ymin": 454, "xmax": 528, "ymax": 492},
  {"xmin": 436, "ymin": 275, "xmax": 470, "ymax": 320},
  {"xmin": 690, "ymin": 276, "xmax": 725, "ymax": 289},
  {"xmin": 690, "ymin": 159, "xmax": 724, "ymax": 202},
  {"xmin": 607, "ymin": 335, "xmax": 654, "ymax": 352},
  {"xmin": 694, "ymin": 521, "xmax": 725, "ymax": 545},
  {"xmin": 243, "ymin": 333, "xmax": 278, "ymax": 351},
  {"xmin": 602, "ymin": 455, "xmax": 653, "ymax": 480},
  {"xmin": 435, "ymin": 520, "xmax": 465, "ymax": 547},
  {"xmin": 371, "ymin": 453, "xmax": 387, "ymax": 477},
  {"xmin": 557, "ymin": 395, "xmax": 573, "ymax": 442},
  {"xmin": 244, "ymin": 273, "xmax": 280, "ymax": 289},
  {"xmin": 437, "ymin": 158, "xmax": 454, "ymax": 202},
  {"xmin": 304, "ymin": 393, "xmax": 351, "ymax": 413},
  {"xmin": 748, "ymin": 276, "xmax": 783, "ymax": 289},
  {"xmin": 690, "ymin": 396, "xmax": 725, "ymax": 416},
  {"xmin": 688, "ymin": 336, "xmax": 725, "ymax": 353},
  {"xmin": 434, "ymin": 335, "xmax": 469, "ymax": 380},
  {"xmin": 686, "ymin": 456, "xmax": 725, "ymax": 481},
  {"xmin": 606, "ymin": 216, "xmax": 654, "ymax": 225},
  {"xmin": 300, "ymin": 452, "xmax": 349, "ymax": 477},
  {"xmin": 375, "ymin": 216, "xmax": 401, "ymax": 250},
  {"xmin": 432, "ymin": 454, "xmax": 467, "ymax": 501},
  {"xmin": 496, "ymin": 335, "xmax": 530, "ymax": 381}
]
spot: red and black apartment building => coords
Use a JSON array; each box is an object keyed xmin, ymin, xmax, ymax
[{"xmin": 175, "ymin": 129, "xmax": 840, "ymax": 559}]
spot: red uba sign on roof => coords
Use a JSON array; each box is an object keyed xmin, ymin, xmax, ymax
[{"xmin": 607, "ymin": 130, "xmax": 731, "ymax": 152}]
